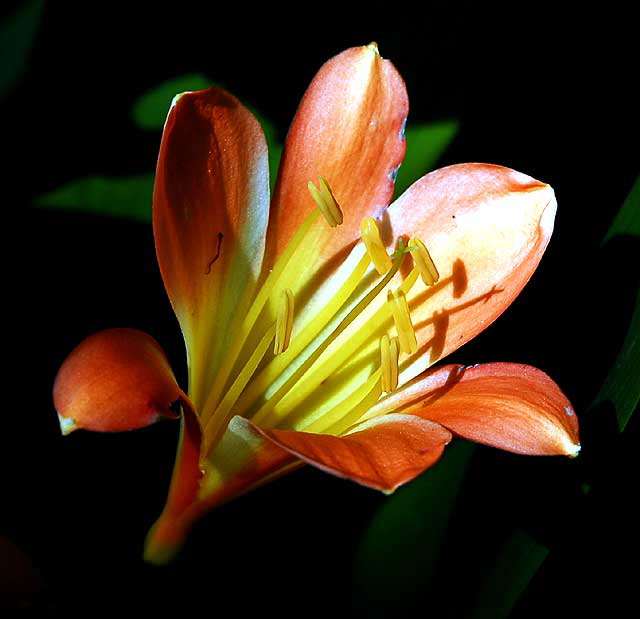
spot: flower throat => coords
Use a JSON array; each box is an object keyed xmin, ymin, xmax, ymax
[{"xmin": 200, "ymin": 178, "xmax": 439, "ymax": 453}]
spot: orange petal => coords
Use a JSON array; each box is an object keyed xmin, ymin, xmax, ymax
[
  {"xmin": 53, "ymin": 328, "xmax": 185, "ymax": 433},
  {"xmin": 268, "ymin": 163, "xmax": 560, "ymax": 423},
  {"xmin": 367, "ymin": 363, "xmax": 580, "ymax": 456},
  {"xmin": 387, "ymin": 163, "xmax": 557, "ymax": 382},
  {"xmin": 144, "ymin": 415, "xmax": 297, "ymax": 564},
  {"xmin": 153, "ymin": 87, "xmax": 270, "ymax": 410},
  {"xmin": 265, "ymin": 44, "xmax": 408, "ymax": 292},
  {"xmin": 144, "ymin": 404, "xmax": 203, "ymax": 564},
  {"xmin": 258, "ymin": 413, "xmax": 452, "ymax": 493}
]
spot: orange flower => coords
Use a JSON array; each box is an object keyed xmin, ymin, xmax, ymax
[{"xmin": 53, "ymin": 44, "xmax": 579, "ymax": 564}]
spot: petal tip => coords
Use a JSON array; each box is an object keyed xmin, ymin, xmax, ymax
[
  {"xmin": 58, "ymin": 414, "xmax": 77, "ymax": 436},
  {"xmin": 169, "ymin": 91, "xmax": 188, "ymax": 110},
  {"xmin": 53, "ymin": 328, "xmax": 183, "ymax": 434},
  {"xmin": 143, "ymin": 518, "xmax": 186, "ymax": 566},
  {"xmin": 566, "ymin": 442, "xmax": 581, "ymax": 458},
  {"xmin": 539, "ymin": 186, "xmax": 557, "ymax": 239}
]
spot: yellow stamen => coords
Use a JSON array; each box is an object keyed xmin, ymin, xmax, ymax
[
  {"xmin": 361, "ymin": 217, "xmax": 392, "ymax": 274},
  {"xmin": 252, "ymin": 245, "xmax": 406, "ymax": 428},
  {"xmin": 308, "ymin": 177, "xmax": 343, "ymax": 227},
  {"xmin": 274, "ymin": 289, "xmax": 294, "ymax": 354},
  {"xmin": 200, "ymin": 208, "xmax": 320, "ymax": 431},
  {"xmin": 231, "ymin": 253, "xmax": 371, "ymax": 419},
  {"xmin": 257, "ymin": 256, "xmax": 423, "ymax": 429},
  {"xmin": 380, "ymin": 334, "xmax": 400, "ymax": 393},
  {"xmin": 203, "ymin": 323, "xmax": 276, "ymax": 452},
  {"xmin": 300, "ymin": 369, "xmax": 383, "ymax": 434},
  {"xmin": 409, "ymin": 238, "xmax": 439, "ymax": 285},
  {"xmin": 387, "ymin": 289, "xmax": 418, "ymax": 355}
]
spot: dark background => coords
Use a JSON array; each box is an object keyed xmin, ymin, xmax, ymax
[{"xmin": 3, "ymin": 1, "xmax": 638, "ymax": 616}]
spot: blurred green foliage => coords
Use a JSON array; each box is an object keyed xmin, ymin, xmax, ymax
[
  {"xmin": 33, "ymin": 71, "xmax": 459, "ymax": 220},
  {"xmin": 394, "ymin": 120, "xmax": 459, "ymax": 197},
  {"xmin": 593, "ymin": 175, "xmax": 640, "ymax": 431},
  {"xmin": 34, "ymin": 174, "xmax": 154, "ymax": 221},
  {"xmin": 0, "ymin": 0, "xmax": 44, "ymax": 99},
  {"xmin": 469, "ymin": 529, "xmax": 549, "ymax": 619},
  {"xmin": 131, "ymin": 73, "xmax": 211, "ymax": 130},
  {"xmin": 352, "ymin": 442, "xmax": 474, "ymax": 617}
]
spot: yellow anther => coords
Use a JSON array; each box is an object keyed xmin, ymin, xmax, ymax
[
  {"xmin": 409, "ymin": 238, "xmax": 439, "ymax": 286},
  {"xmin": 380, "ymin": 334, "xmax": 400, "ymax": 393},
  {"xmin": 308, "ymin": 177, "xmax": 343, "ymax": 227},
  {"xmin": 387, "ymin": 289, "xmax": 418, "ymax": 355},
  {"xmin": 360, "ymin": 217, "xmax": 392, "ymax": 275},
  {"xmin": 274, "ymin": 288, "xmax": 294, "ymax": 354}
]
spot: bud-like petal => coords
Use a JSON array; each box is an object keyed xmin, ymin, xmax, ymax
[{"xmin": 54, "ymin": 328, "xmax": 185, "ymax": 433}]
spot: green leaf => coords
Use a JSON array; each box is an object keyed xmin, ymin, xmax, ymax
[
  {"xmin": 352, "ymin": 441, "xmax": 474, "ymax": 617},
  {"xmin": 593, "ymin": 287, "xmax": 640, "ymax": 431},
  {"xmin": 34, "ymin": 174, "xmax": 154, "ymax": 221},
  {"xmin": 131, "ymin": 73, "xmax": 211, "ymax": 130},
  {"xmin": 0, "ymin": 0, "xmax": 45, "ymax": 99},
  {"xmin": 593, "ymin": 175, "xmax": 640, "ymax": 431},
  {"xmin": 601, "ymin": 175, "xmax": 640, "ymax": 245},
  {"xmin": 468, "ymin": 529, "xmax": 549, "ymax": 619},
  {"xmin": 394, "ymin": 119, "xmax": 459, "ymax": 197}
]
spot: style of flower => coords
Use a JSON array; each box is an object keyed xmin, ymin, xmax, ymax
[{"xmin": 53, "ymin": 44, "xmax": 580, "ymax": 564}]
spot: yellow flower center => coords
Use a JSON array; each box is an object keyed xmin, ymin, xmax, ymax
[{"xmin": 200, "ymin": 179, "xmax": 439, "ymax": 453}]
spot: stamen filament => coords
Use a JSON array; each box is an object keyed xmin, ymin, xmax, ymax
[
  {"xmin": 201, "ymin": 208, "xmax": 320, "ymax": 426},
  {"xmin": 252, "ymin": 246, "xmax": 406, "ymax": 428},
  {"xmin": 203, "ymin": 323, "xmax": 276, "ymax": 453},
  {"xmin": 361, "ymin": 217, "xmax": 392, "ymax": 274},
  {"xmin": 387, "ymin": 289, "xmax": 418, "ymax": 354},
  {"xmin": 299, "ymin": 369, "xmax": 383, "ymax": 434},
  {"xmin": 258, "ymin": 263, "xmax": 422, "ymax": 428},
  {"xmin": 231, "ymin": 253, "xmax": 371, "ymax": 418},
  {"xmin": 324, "ymin": 373, "xmax": 385, "ymax": 436},
  {"xmin": 274, "ymin": 289, "xmax": 294, "ymax": 354},
  {"xmin": 409, "ymin": 238, "xmax": 439, "ymax": 285}
]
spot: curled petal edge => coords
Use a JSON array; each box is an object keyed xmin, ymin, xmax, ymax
[
  {"xmin": 366, "ymin": 362, "xmax": 580, "ymax": 457},
  {"xmin": 144, "ymin": 412, "xmax": 452, "ymax": 563}
]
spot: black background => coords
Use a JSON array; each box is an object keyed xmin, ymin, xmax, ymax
[{"xmin": 2, "ymin": 1, "xmax": 638, "ymax": 616}]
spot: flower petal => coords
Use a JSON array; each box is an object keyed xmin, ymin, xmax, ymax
[
  {"xmin": 263, "ymin": 164, "xmax": 559, "ymax": 431},
  {"xmin": 366, "ymin": 363, "xmax": 580, "ymax": 456},
  {"xmin": 388, "ymin": 163, "xmax": 557, "ymax": 382},
  {"xmin": 144, "ymin": 415, "xmax": 296, "ymax": 564},
  {"xmin": 258, "ymin": 413, "xmax": 452, "ymax": 493},
  {"xmin": 265, "ymin": 44, "xmax": 408, "ymax": 294},
  {"xmin": 153, "ymin": 87, "xmax": 270, "ymax": 410},
  {"xmin": 53, "ymin": 328, "xmax": 185, "ymax": 433}
]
